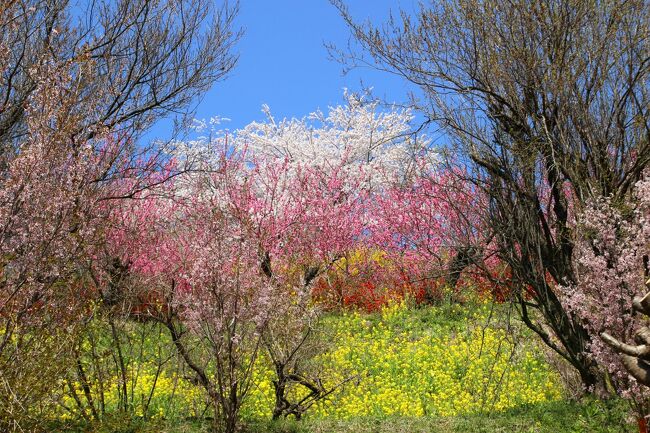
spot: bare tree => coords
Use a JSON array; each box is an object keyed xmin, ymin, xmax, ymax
[
  {"xmin": 0, "ymin": 0, "xmax": 240, "ymax": 148},
  {"xmin": 331, "ymin": 0, "xmax": 650, "ymax": 390}
]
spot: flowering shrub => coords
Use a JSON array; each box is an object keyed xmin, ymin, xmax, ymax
[
  {"xmin": 311, "ymin": 247, "xmax": 516, "ymax": 312},
  {"xmin": 311, "ymin": 249, "xmax": 436, "ymax": 311}
]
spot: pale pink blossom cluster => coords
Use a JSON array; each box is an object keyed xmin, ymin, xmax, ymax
[
  {"xmin": 0, "ymin": 60, "xmax": 106, "ymax": 325},
  {"xmin": 563, "ymin": 173, "xmax": 650, "ymax": 405}
]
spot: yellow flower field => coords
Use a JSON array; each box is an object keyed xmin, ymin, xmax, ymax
[
  {"xmin": 57, "ymin": 300, "xmax": 562, "ymax": 422},
  {"xmin": 241, "ymin": 300, "xmax": 562, "ymax": 419}
]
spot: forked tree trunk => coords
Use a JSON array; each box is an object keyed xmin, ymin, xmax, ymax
[{"xmin": 601, "ymin": 278, "xmax": 650, "ymax": 433}]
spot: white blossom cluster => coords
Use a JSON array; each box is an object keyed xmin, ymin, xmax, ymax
[
  {"xmin": 238, "ymin": 91, "xmax": 431, "ymax": 182},
  {"xmin": 174, "ymin": 91, "xmax": 433, "ymax": 186}
]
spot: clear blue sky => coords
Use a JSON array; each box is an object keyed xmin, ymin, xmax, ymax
[{"xmin": 145, "ymin": 0, "xmax": 419, "ymax": 140}]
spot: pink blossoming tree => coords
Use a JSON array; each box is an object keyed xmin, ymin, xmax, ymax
[{"xmin": 563, "ymin": 172, "xmax": 650, "ymax": 426}]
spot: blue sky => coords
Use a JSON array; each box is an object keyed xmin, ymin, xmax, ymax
[{"xmin": 145, "ymin": 0, "xmax": 419, "ymax": 141}]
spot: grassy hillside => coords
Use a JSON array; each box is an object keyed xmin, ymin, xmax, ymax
[{"xmin": 47, "ymin": 300, "xmax": 636, "ymax": 432}]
